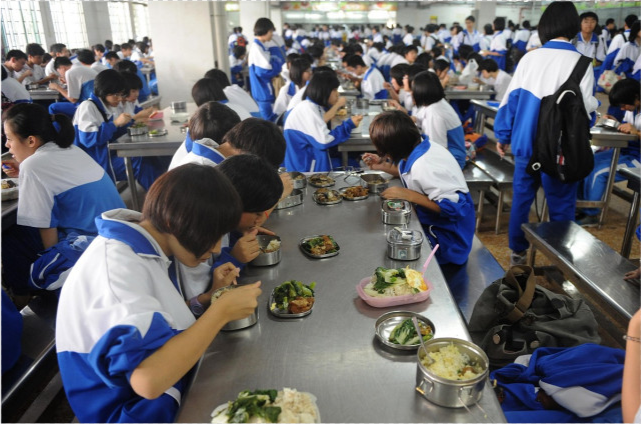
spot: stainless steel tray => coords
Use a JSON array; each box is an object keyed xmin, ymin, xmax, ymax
[
  {"xmin": 308, "ymin": 174, "xmax": 335, "ymax": 188},
  {"xmin": 269, "ymin": 290, "xmax": 314, "ymax": 318},
  {"xmin": 375, "ymin": 311, "xmax": 435, "ymax": 351},
  {"xmin": 274, "ymin": 189, "xmax": 304, "ymax": 210},
  {"xmin": 147, "ymin": 128, "xmax": 168, "ymax": 137},
  {"xmin": 313, "ymin": 189, "xmax": 342, "ymax": 205},
  {"xmin": 339, "ymin": 186, "xmax": 369, "ymax": 201},
  {"xmin": 299, "ymin": 235, "xmax": 340, "ymax": 258}
]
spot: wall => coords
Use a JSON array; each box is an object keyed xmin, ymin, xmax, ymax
[
  {"xmin": 239, "ymin": 2, "xmax": 270, "ymax": 43},
  {"xmin": 148, "ymin": 1, "xmax": 216, "ymax": 104},
  {"xmin": 83, "ymin": 2, "xmax": 113, "ymax": 46}
]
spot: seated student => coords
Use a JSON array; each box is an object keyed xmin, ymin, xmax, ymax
[
  {"xmin": 363, "ymin": 111, "xmax": 474, "ymax": 265},
  {"xmin": 16, "ymin": 43, "xmax": 46, "ymax": 86},
  {"xmin": 204, "ymin": 68, "xmax": 260, "ymax": 117},
  {"xmin": 458, "ymin": 52, "xmax": 483, "ymax": 84},
  {"xmin": 248, "ymin": 17, "xmax": 281, "ymax": 122},
  {"xmin": 117, "ymin": 42, "xmax": 133, "ymax": 60},
  {"xmin": 48, "ymin": 51, "xmax": 98, "ymax": 117},
  {"xmin": 577, "ymin": 79, "xmax": 641, "ymax": 225},
  {"xmin": 3, "ymin": 50, "xmax": 29, "ymax": 84},
  {"xmin": 55, "ymin": 164, "xmax": 262, "ymax": 423},
  {"xmin": 169, "ymin": 102, "xmax": 241, "ymax": 169},
  {"xmin": 344, "ymin": 54, "xmax": 387, "ymax": 100},
  {"xmin": 602, "ymin": 14, "xmax": 638, "ymax": 76},
  {"xmin": 475, "ymin": 58, "xmax": 512, "ymax": 102},
  {"xmin": 481, "ymin": 17, "xmax": 509, "ymax": 71},
  {"xmin": 284, "ymin": 71, "xmax": 363, "ymax": 172},
  {"xmin": 104, "ymin": 51, "xmax": 120, "ymax": 69},
  {"xmin": 113, "ymin": 60, "xmax": 149, "ymax": 103},
  {"xmin": 274, "ymin": 57, "xmax": 311, "ymax": 117},
  {"xmin": 44, "ymin": 44, "xmax": 69, "ymax": 81},
  {"xmin": 73, "ymin": 69, "xmax": 163, "ymax": 190},
  {"xmin": 41, "ymin": 53, "xmax": 52, "ymax": 69},
  {"xmin": 93, "ymin": 43, "xmax": 107, "ymax": 66},
  {"xmin": 411, "ymin": 71, "xmax": 467, "ymax": 169},
  {"xmin": 117, "ymin": 72, "xmax": 157, "ymax": 125},
  {"xmin": 130, "ymin": 42, "xmax": 153, "ymax": 67},
  {"xmin": 2, "ymin": 104, "xmax": 125, "ymax": 293},
  {"xmin": 229, "ymin": 45, "xmax": 247, "ymax": 87},
  {"xmin": 191, "ymin": 78, "xmax": 249, "ymax": 120},
  {"xmin": 1, "ymin": 66, "xmax": 31, "ymax": 104},
  {"xmin": 432, "ymin": 58, "xmax": 452, "ymax": 88},
  {"xmin": 613, "ymin": 20, "xmax": 640, "ymax": 78},
  {"xmin": 280, "ymin": 52, "xmax": 300, "ymax": 84}
]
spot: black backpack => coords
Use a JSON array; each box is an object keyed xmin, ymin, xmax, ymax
[{"xmin": 527, "ymin": 56, "xmax": 594, "ymax": 183}]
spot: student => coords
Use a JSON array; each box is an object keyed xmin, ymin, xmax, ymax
[
  {"xmin": 344, "ymin": 54, "xmax": 386, "ymax": 100},
  {"xmin": 438, "ymin": 23, "xmax": 451, "ymax": 44},
  {"xmin": 56, "ymin": 164, "xmax": 262, "ymax": 423},
  {"xmin": 411, "ymin": 71, "xmax": 466, "ymax": 169},
  {"xmin": 274, "ymin": 57, "xmax": 311, "ymax": 117},
  {"xmin": 372, "ymin": 26, "xmax": 384, "ymax": 44},
  {"xmin": 462, "ymin": 16, "xmax": 482, "ymax": 52},
  {"xmin": 403, "ymin": 25, "xmax": 415, "ymax": 46},
  {"xmin": 93, "ymin": 44, "xmax": 107, "ymax": 66},
  {"xmin": 603, "ymin": 14, "xmax": 638, "ymax": 73},
  {"xmin": 118, "ymin": 42, "xmax": 133, "ymax": 60},
  {"xmin": 1, "ymin": 66, "xmax": 31, "ymax": 104},
  {"xmin": 191, "ymin": 78, "xmax": 251, "ymax": 120},
  {"xmin": 113, "ymin": 60, "xmax": 150, "ymax": 103},
  {"xmin": 480, "ymin": 23, "xmax": 494, "ymax": 51},
  {"xmin": 577, "ymin": 79, "xmax": 640, "ymax": 225},
  {"xmin": 248, "ymin": 17, "xmax": 281, "ymax": 122},
  {"xmin": 362, "ymin": 111, "xmax": 474, "ymax": 266},
  {"xmin": 229, "ymin": 45, "xmax": 247, "ymax": 87},
  {"xmin": 73, "ymin": 69, "xmax": 163, "ymax": 190},
  {"xmin": 432, "ymin": 58, "xmax": 451, "ymax": 87},
  {"xmin": 104, "ymin": 51, "xmax": 120, "ymax": 69},
  {"xmin": 284, "ymin": 71, "xmax": 363, "ymax": 172},
  {"xmin": 131, "ymin": 42, "xmax": 153, "ymax": 67},
  {"xmin": 17, "ymin": 43, "xmax": 47, "ymax": 86},
  {"xmin": 44, "ymin": 43, "xmax": 69, "ymax": 80},
  {"xmin": 513, "ymin": 21, "xmax": 532, "ymax": 53},
  {"xmin": 169, "ymin": 101, "xmax": 241, "ymax": 169},
  {"xmin": 117, "ymin": 72, "xmax": 156, "ymax": 123},
  {"xmin": 602, "ymin": 18, "xmax": 616, "ymax": 47},
  {"xmin": 49, "ymin": 51, "xmax": 98, "ymax": 116},
  {"xmin": 3, "ymin": 50, "xmax": 29, "ymax": 83},
  {"xmin": 2, "ymin": 103, "xmax": 125, "ymax": 293},
  {"xmin": 450, "ymin": 25, "xmax": 464, "ymax": 54},
  {"xmin": 384, "ymin": 63, "xmax": 410, "ymax": 106},
  {"xmin": 204, "ymin": 68, "xmax": 260, "ymax": 117},
  {"xmin": 571, "ymin": 12, "xmax": 607, "ymax": 65},
  {"xmin": 280, "ymin": 52, "xmax": 300, "ymax": 84},
  {"xmin": 482, "ymin": 17, "xmax": 509, "ymax": 71},
  {"xmin": 526, "ymin": 28, "xmax": 542, "ymax": 51},
  {"xmin": 476, "ymin": 58, "xmax": 512, "ymax": 102},
  {"xmin": 494, "ymin": 1, "xmax": 599, "ymax": 266},
  {"xmin": 613, "ymin": 20, "xmax": 640, "ymax": 78}
]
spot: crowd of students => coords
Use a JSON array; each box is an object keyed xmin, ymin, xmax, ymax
[{"xmin": 1, "ymin": 2, "xmax": 640, "ymax": 422}]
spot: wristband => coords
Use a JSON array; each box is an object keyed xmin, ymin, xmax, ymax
[
  {"xmin": 189, "ymin": 295, "xmax": 205, "ymax": 317},
  {"xmin": 623, "ymin": 334, "xmax": 641, "ymax": 343}
]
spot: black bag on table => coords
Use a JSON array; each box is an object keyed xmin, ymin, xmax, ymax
[{"xmin": 468, "ymin": 265, "xmax": 600, "ymax": 368}]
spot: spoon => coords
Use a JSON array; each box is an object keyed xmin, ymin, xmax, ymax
[{"xmin": 412, "ymin": 316, "xmax": 433, "ymax": 364}]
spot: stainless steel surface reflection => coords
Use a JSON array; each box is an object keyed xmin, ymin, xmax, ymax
[{"xmin": 176, "ymin": 175, "xmax": 504, "ymax": 423}]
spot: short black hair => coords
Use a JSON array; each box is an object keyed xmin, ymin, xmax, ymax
[
  {"xmin": 105, "ymin": 51, "xmax": 120, "ymax": 61},
  {"xmin": 304, "ymin": 71, "xmax": 340, "ymax": 109},
  {"xmin": 113, "ymin": 59, "xmax": 138, "ymax": 74},
  {"xmin": 93, "ymin": 44, "xmax": 106, "ymax": 53},
  {"xmin": 579, "ymin": 12, "xmax": 598, "ymax": 23},
  {"xmin": 76, "ymin": 49, "xmax": 95, "ymax": 65},
  {"xmin": 407, "ymin": 64, "xmax": 427, "ymax": 82},
  {"xmin": 232, "ymin": 45, "xmax": 246, "ymax": 59},
  {"xmin": 458, "ymin": 45, "xmax": 474, "ymax": 61},
  {"xmin": 221, "ymin": 118, "xmax": 286, "ymax": 168},
  {"xmin": 42, "ymin": 53, "xmax": 52, "ymax": 64},
  {"xmin": 431, "ymin": 46, "xmax": 443, "ymax": 57},
  {"xmin": 478, "ymin": 58, "xmax": 499, "ymax": 73},
  {"xmin": 306, "ymin": 46, "xmax": 323, "ymax": 60},
  {"xmin": 192, "ymin": 78, "xmax": 227, "ymax": 106},
  {"xmin": 25, "ymin": 43, "xmax": 45, "ymax": 57},
  {"xmin": 121, "ymin": 71, "xmax": 143, "ymax": 92},
  {"xmin": 412, "ymin": 71, "xmax": 445, "ymax": 107},
  {"xmin": 254, "ymin": 17, "xmax": 275, "ymax": 36},
  {"xmin": 630, "ymin": 20, "xmax": 641, "ymax": 41},
  {"xmin": 465, "ymin": 15, "xmax": 475, "ymax": 23},
  {"xmin": 204, "ymin": 68, "xmax": 230, "ymax": 88},
  {"xmin": 625, "ymin": 14, "xmax": 639, "ymax": 28},
  {"xmin": 50, "ymin": 43, "xmax": 66, "ymax": 54},
  {"xmin": 142, "ymin": 164, "xmax": 242, "ymax": 258},
  {"xmin": 369, "ymin": 110, "xmax": 422, "ymax": 163},
  {"xmin": 605, "ymin": 18, "xmax": 615, "ymax": 25},
  {"xmin": 93, "ymin": 69, "xmax": 126, "ymax": 101},
  {"xmin": 136, "ymin": 42, "xmax": 148, "ymax": 54},
  {"xmin": 522, "ymin": 21, "xmax": 531, "ymax": 30},
  {"xmin": 104, "ymin": 40, "xmax": 113, "ymax": 49},
  {"xmin": 467, "ymin": 52, "xmax": 484, "ymax": 64},
  {"xmin": 189, "ymin": 101, "xmax": 240, "ymax": 142},
  {"xmin": 414, "ymin": 53, "xmax": 432, "ymax": 69},
  {"xmin": 217, "ymin": 154, "xmax": 284, "ymax": 213},
  {"xmin": 286, "ymin": 52, "xmax": 300, "ymax": 64},
  {"xmin": 120, "ymin": 43, "xmax": 132, "ymax": 51},
  {"xmin": 5, "ymin": 50, "xmax": 27, "ymax": 61},
  {"xmin": 538, "ymin": 1, "xmax": 580, "ymax": 44},
  {"xmin": 403, "ymin": 45, "xmax": 418, "ymax": 56},
  {"xmin": 493, "ymin": 17, "xmax": 506, "ymax": 32},
  {"xmin": 53, "ymin": 56, "xmax": 72, "ymax": 70},
  {"xmin": 345, "ymin": 54, "xmax": 366, "ymax": 68},
  {"xmin": 608, "ymin": 78, "xmax": 640, "ymax": 107},
  {"xmin": 483, "ymin": 23, "xmax": 493, "ymax": 36},
  {"xmin": 289, "ymin": 57, "xmax": 311, "ymax": 88},
  {"xmin": 432, "ymin": 58, "xmax": 450, "ymax": 73},
  {"xmin": 390, "ymin": 63, "xmax": 410, "ymax": 86}
]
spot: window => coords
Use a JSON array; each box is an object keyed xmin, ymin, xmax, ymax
[
  {"xmin": 49, "ymin": 0, "xmax": 88, "ymax": 49},
  {"xmin": 109, "ymin": 1, "xmax": 133, "ymax": 44},
  {"xmin": 132, "ymin": 2, "xmax": 150, "ymax": 41},
  {"xmin": 1, "ymin": 1, "xmax": 47, "ymax": 52}
]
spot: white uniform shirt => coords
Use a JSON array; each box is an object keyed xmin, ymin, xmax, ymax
[
  {"xmin": 403, "ymin": 33, "xmax": 415, "ymax": 46},
  {"xmin": 91, "ymin": 62, "xmax": 109, "ymax": 73},
  {"xmin": 373, "ymin": 33, "xmax": 383, "ymax": 43},
  {"xmin": 490, "ymin": 32, "xmax": 508, "ymax": 52},
  {"xmin": 414, "ymin": 99, "xmax": 463, "ymax": 152},
  {"xmin": 221, "ymin": 100, "xmax": 252, "ymax": 121},
  {"xmin": 574, "ymin": 32, "xmax": 607, "ymax": 62},
  {"xmin": 223, "ymin": 85, "xmax": 259, "ymax": 114},
  {"xmin": 274, "ymin": 82, "xmax": 299, "ymax": 116},
  {"xmin": 360, "ymin": 67, "xmax": 385, "ymax": 100},
  {"xmin": 458, "ymin": 58, "xmax": 480, "ymax": 85},
  {"xmin": 389, "ymin": 54, "xmax": 409, "ymax": 68},
  {"xmin": 607, "ymin": 31, "xmax": 631, "ymax": 55},
  {"xmin": 17, "ymin": 63, "xmax": 45, "ymax": 85},
  {"xmin": 286, "ymin": 85, "xmax": 307, "ymax": 113},
  {"xmin": 614, "ymin": 41, "xmax": 640, "ymax": 71},
  {"xmin": 66, "ymin": 65, "xmax": 98, "ymax": 100},
  {"xmin": 2, "ymin": 76, "xmax": 31, "ymax": 102},
  {"xmin": 172, "ymin": 138, "xmax": 226, "ymax": 169},
  {"xmin": 481, "ymin": 69, "xmax": 512, "ymax": 102},
  {"xmin": 526, "ymin": 31, "xmax": 542, "ymax": 50}
]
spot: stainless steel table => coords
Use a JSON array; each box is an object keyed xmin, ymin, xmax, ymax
[
  {"xmin": 617, "ymin": 166, "xmax": 640, "ymax": 258},
  {"xmin": 471, "ymin": 100, "xmax": 498, "ymax": 134},
  {"xmin": 176, "ymin": 175, "xmax": 505, "ymax": 423},
  {"xmin": 336, "ymin": 105, "xmax": 381, "ymax": 167},
  {"xmin": 445, "ymin": 89, "xmax": 494, "ymax": 101}
]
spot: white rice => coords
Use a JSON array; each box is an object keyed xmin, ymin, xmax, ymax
[{"xmin": 421, "ymin": 344, "xmax": 481, "ymax": 381}]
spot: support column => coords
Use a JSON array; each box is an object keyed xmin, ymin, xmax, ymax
[
  {"xmin": 475, "ymin": 1, "xmax": 497, "ymax": 29},
  {"xmin": 82, "ymin": 1, "xmax": 113, "ymax": 46},
  {"xmin": 239, "ymin": 1, "xmax": 270, "ymax": 44},
  {"xmin": 210, "ymin": 1, "xmax": 230, "ymax": 74}
]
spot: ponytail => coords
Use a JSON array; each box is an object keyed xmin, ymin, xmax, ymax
[
  {"xmin": 51, "ymin": 114, "xmax": 75, "ymax": 148},
  {"xmin": 2, "ymin": 104, "xmax": 75, "ymax": 148}
]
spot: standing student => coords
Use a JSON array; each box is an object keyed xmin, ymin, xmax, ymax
[
  {"xmin": 284, "ymin": 71, "xmax": 363, "ymax": 172},
  {"xmin": 248, "ymin": 18, "xmax": 281, "ymax": 122},
  {"xmin": 56, "ymin": 164, "xmax": 262, "ymax": 423},
  {"xmin": 603, "ymin": 14, "xmax": 638, "ymax": 72},
  {"xmin": 191, "ymin": 78, "xmax": 251, "ymax": 120},
  {"xmin": 2, "ymin": 104, "xmax": 125, "ymax": 293},
  {"xmin": 274, "ymin": 57, "xmax": 311, "ymax": 117},
  {"xmin": 613, "ymin": 20, "xmax": 641, "ymax": 78},
  {"xmin": 476, "ymin": 58, "xmax": 512, "ymax": 102},
  {"xmin": 411, "ymin": 71, "xmax": 466, "ymax": 169},
  {"xmin": 462, "ymin": 16, "xmax": 482, "ymax": 52},
  {"xmin": 229, "ymin": 45, "xmax": 246, "ymax": 87},
  {"xmin": 204, "ymin": 68, "xmax": 260, "ymax": 117},
  {"xmin": 403, "ymin": 25, "xmax": 415, "ymax": 46},
  {"xmin": 363, "ymin": 111, "xmax": 475, "ymax": 266},
  {"xmin": 571, "ymin": 12, "xmax": 607, "ymax": 65},
  {"xmin": 482, "ymin": 17, "xmax": 509, "ymax": 71},
  {"xmin": 513, "ymin": 21, "xmax": 532, "ymax": 53},
  {"xmin": 494, "ymin": 1, "xmax": 599, "ymax": 266},
  {"xmin": 602, "ymin": 18, "xmax": 616, "ymax": 47}
]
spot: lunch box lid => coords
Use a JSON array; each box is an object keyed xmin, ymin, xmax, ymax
[
  {"xmin": 387, "ymin": 228, "xmax": 423, "ymax": 246},
  {"xmin": 382, "ymin": 199, "xmax": 412, "ymax": 213}
]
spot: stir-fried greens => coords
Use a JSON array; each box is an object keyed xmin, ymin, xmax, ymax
[
  {"xmin": 223, "ymin": 390, "xmax": 281, "ymax": 423},
  {"xmin": 388, "ymin": 318, "xmax": 433, "ymax": 345},
  {"xmin": 273, "ymin": 280, "xmax": 316, "ymax": 313},
  {"xmin": 302, "ymin": 235, "xmax": 338, "ymax": 255}
]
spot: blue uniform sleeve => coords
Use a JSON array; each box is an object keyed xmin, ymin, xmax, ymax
[
  {"xmin": 324, "ymin": 119, "xmax": 356, "ymax": 148},
  {"xmin": 374, "ymin": 89, "xmax": 388, "ymax": 100},
  {"xmin": 77, "ymin": 121, "xmax": 117, "ymax": 149},
  {"xmin": 211, "ymin": 246, "xmax": 247, "ymax": 270},
  {"xmin": 494, "ymin": 90, "xmax": 521, "ymax": 145}
]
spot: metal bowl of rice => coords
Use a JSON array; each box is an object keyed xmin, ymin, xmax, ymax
[{"xmin": 415, "ymin": 338, "xmax": 489, "ymax": 408}]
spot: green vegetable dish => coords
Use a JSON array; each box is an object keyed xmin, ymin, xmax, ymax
[
  {"xmin": 301, "ymin": 235, "xmax": 338, "ymax": 256},
  {"xmin": 272, "ymin": 280, "xmax": 316, "ymax": 314},
  {"xmin": 388, "ymin": 318, "xmax": 433, "ymax": 346},
  {"xmin": 222, "ymin": 390, "xmax": 280, "ymax": 423}
]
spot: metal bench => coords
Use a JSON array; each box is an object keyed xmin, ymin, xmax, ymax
[
  {"xmin": 471, "ymin": 150, "xmax": 515, "ymax": 234},
  {"xmin": 522, "ymin": 221, "xmax": 639, "ymax": 328},
  {"xmin": 617, "ymin": 167, "xmax": 640, "ymax": 258},
  {"xmin": 463, "ymin": 164, "xmax": 494, "ymax": 231}
]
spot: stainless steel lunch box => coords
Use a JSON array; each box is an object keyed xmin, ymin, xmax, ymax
[
  {"xmin": 289, "ymin": 172, "xmax": 307, "ymax": 189},
  {"xmin": 127, "ymin": 125, "xmax": 149, "ymax": 136},
  {"xmin": 415, "ymin": 338, "xmax": 489, "ymax": 408},
  {"xmin": 387, "ymin": 228, "xmax": 422, "ymax": 261},
  {"xmin": 601, "ymin": 118, "xmax": 619, "ymax": 130},
  {"xmin": 250, "ymin": 235, "xmax": 281, "ymax": 266},
  {"xmin": 381, "ymin": 199, "xmax": 411, "ymax": 225},
  {"xmin": 361, "ymin": 174, "xmax": 389, "ymax": 193},
  {"xmin": 170, "ymin": 101, "xmax": 187, "ymax": 113},
  {"xmin": 274, "ymin": 189, "xmax": 304, "ymax": 210},
  {"xmin": 356, "ymin": 98, "xmax": 369, "ymax": 109},
  {"xmin": 27, "ymin": 82, "xmax": 39, "ymax": 90},
  {"xmin": 222, "ymin": 308, "xmax": 258, "ymax": 331}
]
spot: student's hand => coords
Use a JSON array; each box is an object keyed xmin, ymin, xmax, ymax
[
  {"xmin": 381, "ymin": 186, "xmax": 413, "ymax": 201},
  {"xmin": 280, "ymin": 172, "xmax": 294, "ymax": 199},
  {"xmin": 335, "ymin": 96, "xmax": 347, "ymax": 109},
  {"xmin": 496, "ymin": 142, "xmax": 507, "ymax": 158},
  {"xmin": 48, "ymin": 82, "xmax": 60, "ymax": 90},
  {"xmin": 440, "ymin": 74, "xmax": 450, "ymax": 88},
  {"xmin": 618, "ymin": 123, "xmax": 639, "ymax": 136},
  {"xmin": 136, "ymin": 107, "xmax": 157, "ymax": 121},
  {"xmin": 22, "ymin": 70, "xmax": 32, "ymax": 78},
  {"xmin": 350, "ymin": 114, "xmax": 364, "ymax": 127},
  {"xmin": 212, "ymin": 281, "xmax": 262, "ymax": 322},
  {"xmin": 231, "ymin": 228, "xmax": 260, "ymax": 263},
  {"xmin": 2, "ymin": 160, "xmax": 19, "ymax": 178},
  {"xmin": 603, "ymin": 114, "xmax": 617, "ymax": 121},
  {"xmin": 383, "ymin": 82, "xmax": 393, "ymax": 91},
  {"xmin": 114, "ymin": 113, "xmax": 133, "ymax": 127},
  {"xmin": 472, "ymin": 77, "xmax": 482, "ymax": 84},
  {"xmin": 210, "ymin": 262, "xmax": 240, "ymax": 292},
  {"xmin": 624, "ymin": 268, "xmax": 641, "ymax": 282},
  {"xmin": 388, "ymin": 99, "xmax": 404, "ymax": 111},
  {"xmin": 362, "ymin": 153, "xmax": 389, "ymax": 172}
]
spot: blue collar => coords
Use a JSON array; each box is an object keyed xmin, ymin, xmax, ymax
[
  {"xmin": 96, "ymin": 216, "xmax": 160, "ymax": 257},
  {"xmin": 399, "ymin": 135, "xmax": 431, "ymax": 174},
  {"xmin": 184, "ymin": 131, "xmax": 193, "ymax": 153},
  {"xmin": 253, "ymin": 39, "xmax": 266, "ymax": 50},
  {"xmin": 191, "ymin": 141, "xmax": 225, "ymax": 164},
  {"xmin": 541, "ymin": 40, "xmax": 578, "ymax": 53},
  {"xmin": 287, "ymin": 81, "xmax": 297, "ymax": 96},
  {"xmin": 363, "ymin": 66, "xmax": 375, "ymax": 81},
  {"xmin": 89, "ymin": 93, "xmax": 110, "ymax": 118},
  {"xmin": 493, "ymin": 30, "xmax": 503, "ymax": 38},
  {"xmin": 219, "ymin": 99, "xmax": 229, "ymax": 104},
  {"xmin": 577, "ymin": 32, "xmax": 599, "ymax": 44}
]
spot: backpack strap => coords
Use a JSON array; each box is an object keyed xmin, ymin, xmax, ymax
[
  {"xmin": 503, "ymin": 265, "xmax": 537, "ymax": 323},
  {"xmin": 568, "ymin": 56, "xmax": 592, "ymax": 85},
  {"xmin": 88, "ymin": 98, "xmax": 109, "ymax": 123}
]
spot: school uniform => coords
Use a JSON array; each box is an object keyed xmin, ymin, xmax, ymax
[
  {"xmin": 480, "ymin": 34, "xmax": 492, "ymax": 52},
  {"xmin": 601, "ymin": 28, "xmax": 612, "ymax": 48},
  {"xmin": 494, "ymin": 40, "xmax": 598, "ymax": 253},
  {"xmin": 73, "ymin": 93, "xmax": 164, "ymax": 190},
  {"xmin": 17, "ymin": 63, "xmax": 45, "ymax": 86},
  {"xmin": 91, "ymin": 61, "xmax": 109, "ymax": 73},
  {"xmin": 613, "ymin": 40, "xmax": 640, "ymax": 77},
  {"xmin": 1, "ymin": 77, "xmax": 31, "ymax": 103},
  {"xmin": 458, "ymin": 58, "xmax": 480, "ymax": 85},
  {"xmin": 372, "ymin": 33, "xmax": 383, "ymax": 44},
  {"xmin": 389, "ymin": 53, "xmax": 410, "ymax": 69},
  {"xmin": 168, "ymin": 131, "xmax": 193, "ymax": 171},
  {"xmin": 283, "ymin": 99, "xmax": 356, "ymax": 172},
  {"xmin": 248, "ymin": 39, "xmax": 281, "ymax": 122},
  {"xmin": 602, "ymin": 30, "xmax": 631, "ymax": 72},
  {"xmin": 413, "ymin": 99, "xmax": 466, "ymax": 169},
  {"xmin": 489, "ymin": 31, "xmax": 508, "ymax": 71},
  {"xmin": 229, "ymin": 55, "xmax": 245, "ymax": 86},
  {"xmin": 526, "ymin": 31, "xmax": 541, "ymax": 50},
  {"xmin": 56, "ymin": 209, "xmax": 198, "ymax": 423},
  {"xmin": 2, "ymin": 290, "xmax": 22, "ymax": 373},
  {"xmin": 223, "ymin": 84, "xmax": 260, "ymax": 117},
  {"xmin": 367, "ymin": 48, "xmax": 382, "ymax": 66},
  {"xmin": 172, "ymin": 138, "xmax": 226, "ymax": 169},
  {"xmin": 392, "ymin": 27, "xmax": 403, "ymax": 44},
  {"xmin": 319, "ymin": 30, "xmax": 330, "ymax": 46},
  {"xmin": 462, "ymin": 29, "xmax": 482, "ymax": 52},
  {"xmin": 283, "ymin": 85, "xmax": 307, "ymax": 123},
  {"xmin": 274, "ymin": 81, "xmax": 299, "ymax": 116},
  {"xmin": 572, "ymin": 32, "xmax": 607, "ymax": 62},
  {"xmin": 513, "ymin": 29, "xmax": 531, "ymax": 53},
  {"xmin": 403, "ymin": 33, "xmax": 415, "ymax": 46},
  {"xmin": 480, "ymin": 69, "xmax": 512, "ymax": 102},
  {"xmin": 48, "ymin": 65, "xmax": 98, "ymax": 117},
  {"xmin": 633, "ymin": 55, "xmax": 641, "ymax": 81},
  {"xmin": 438, "ymin": 29, "xmax": 451, "ymax": 44},
  {"xmin": 44, "ymin": 59, "xmax": 58, "ymax": 78},
  {"xmin": 399, "ymin": 137, "xmax": 475, "ymax": 265},
  {"xmin": 360, "ymin": 66, "xmax": 387, "ymax": 100},
  {"xmin": 399, "ymin": 89, "xmax": 413, "ymax": 111},
  {"xmin": 130, "ymin": 50, "xmax": 144, "ymax": 67}
]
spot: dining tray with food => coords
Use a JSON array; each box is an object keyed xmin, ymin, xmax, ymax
[
  {"xmin": 356, "ymin": 266, "xmax": 432, "ymax": 307},
  {"xmin": 313, "ymin": 188, "xmax": 342, "ymax": 205},
  {"xmin": 269, "ymin": 280, "xmax": 316, "ymax": 318},
  {"xmin": 340, "ymin": 186, "xmax": 369, "ymax": 200},
  {"xmin": 375, "ymin": 311, "xmax": 434, "ymax": 351},
  {"xmin": 299, "ymin": 235, "xmax": 339, "ymax": 258},
  {"xmin": 308, "ymin": 174, "xmax": 335, "ymax": 188},
  {"xmin": 1, "ymin": 178, "xmax": 19, "ymax": 201}
]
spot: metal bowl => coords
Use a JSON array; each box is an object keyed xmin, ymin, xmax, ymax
[
  {"xmin": 313, "ymin": 189, "xmax": 342, "ymax": 205},
  {"xmin": 601, "ymin": 118, "xmax": 619, "ymax": 130},
  {"xmin": 356, "ymin": 98, "xmax": 369, "ymax": 109},
  {"xmin": 27, "ymin": 82, "xmax": 40, "ymax": 90},
  {"xmin": 222, "ymin": 308, "xmax": 258, "ymax": 331},
  {"xmin": 274, "ymin": 189, "xmax": 303, "ymax": 210},
  {"xmin": 361, "ymin": 174, "xmax": 389, "ymax": 193},
  {"xmin": 375, "ymin": 311, "xmax": 435, "ymax": 351},
  {"xmin": 250, "ymin": 235, "xmax": 281, "ymax": 266},
  {"xmin": 128, "ymin": 124, "xmax": 149, "ymax": 136},
  {"xmin": 308, "ymin": 174, "xmax": 335, "ymax": 188},
  {"xmin": 147, "ymin": 128, "xmax": 168, "ymax": 137},
  {"xmin": 289, "ymin": 172, "xmax": 307, "ymax": 189}
]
